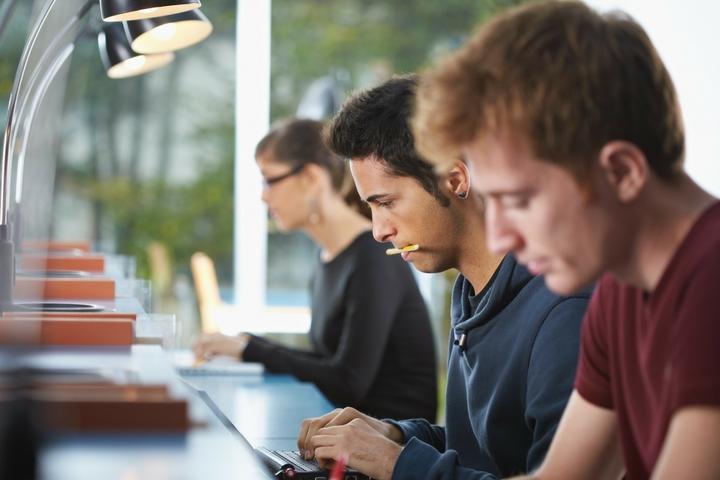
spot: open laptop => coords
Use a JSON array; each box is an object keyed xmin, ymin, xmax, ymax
[
  {"xmin": 173, "ymin": 349, "xmax": 265, "ymax": 376},
  {"xmin": 195, "ymin": 388, "xmax": 369, "ymax": 480}
]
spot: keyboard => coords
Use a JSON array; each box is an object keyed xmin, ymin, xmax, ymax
[{"xmin": 274, "ymin": 450, "xmax": 321, "ymax": 472}]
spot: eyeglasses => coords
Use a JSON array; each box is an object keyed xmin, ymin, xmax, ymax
[{"xmin": 262, "ymin": 163, "xmax": 305, "ymax": 188}]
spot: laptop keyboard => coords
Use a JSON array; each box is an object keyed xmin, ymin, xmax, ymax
[{"xmin": 275, "ymin": 450, "xmax": 321, "ymax": 472}]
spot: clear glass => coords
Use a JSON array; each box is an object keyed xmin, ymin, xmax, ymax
[
  {"xmin": 104, "ymin": 254, "xmax": 137, "ymax": 279},
  {"xmin": 135, "ymin": 313, "xmax": 177, "ymax": 351},
  {"xmin": 47, "ymin": 1, "xmax": 237, "ymax": 332},
  {"xmin": 116, "ymin": 278, "xmax": 152, "ymax": 312}
]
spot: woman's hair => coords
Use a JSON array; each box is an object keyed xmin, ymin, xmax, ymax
[{"xmin": 255, "ymin": 118, "xmax": 371, "ymax": 219}]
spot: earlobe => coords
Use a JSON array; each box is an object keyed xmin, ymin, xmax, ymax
[
  {"xmin": 445, "ymin": 162, "xmax": 471, "ymax": 199},
  {"xmin": 598, "ymin": 141, "xmax": 647, "ymax": 203}
]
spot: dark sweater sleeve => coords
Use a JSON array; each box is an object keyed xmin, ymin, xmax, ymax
[
  {"xmin": 244, "ymin": 334, "xmax": 324, "ymax": 362},
  {"xmin": 243, "ymin": 252, "xmax": 403, "ymax": 407},
  {"xmin": 523, "ymin": 296, "xmax": 585, "ymax": 472},
  {"xmin": 385, "ymin": 418, "xmax": 446, "ymax": 449},
  {"xmin": 392, "ymin": 438, "xmax": 498, "ymax": 480}
]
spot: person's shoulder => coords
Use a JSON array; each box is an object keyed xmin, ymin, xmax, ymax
[
  {"xmin": 358, "ymin": 230, "xmax": 384, "ymax": 249},
  {"xmin": 656, "ymin": 201, "xmax": 720, "ymax": 294},
  {"xmin": 348, "ymin": 232, "xmax": 413, "ymax": 274},
  {"xmin": 493, "ymin": 269, "xmax": 590, "ymax": 340},
  {"xmin": 578, "ymin": 274, "xmax": 627, "ymax": 340},
  {"xmin": 678, "ymin": 200, "xmax": 720, "ymax": 264},
  {"xmin": 696, "ymin": 199, "xmax": 720, "ymax": 229},
  {"xmin": 340, "ymin": 231, "xmax": 381, "ymax": 262},
  {"xmin": 534, "ymin": 277, "xmax": 591, "ymax": 327},
  {"xmin": 348, "ymin": 231, "xmax": 388, "ymax": 264},
  {"xmin": 517, "ymin": 272, "xmax": 592, "ymax": 314}
]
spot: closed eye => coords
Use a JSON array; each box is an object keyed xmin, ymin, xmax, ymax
[
  {"xmin": 498, "ymin": 192, "xmax": 531, "ymax": 209},
  {"xmin": 365, "ymin": 194, "xmax": 396, "ymax": 209}
]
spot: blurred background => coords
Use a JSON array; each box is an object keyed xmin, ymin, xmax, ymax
[
  {"xmin": 0, "ymin": 0, "xmax": 525, "ymax": 354},
  {"xmin": 1, "ymin": 0, "xmax": 718, "ymax": 359}
]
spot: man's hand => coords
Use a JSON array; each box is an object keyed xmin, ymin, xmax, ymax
[
  {"xmin": 297, "ymin": 407, "xmax": 403, "ymax": 460},
  {"xmin": 192, "ymin": 332, "xmax": 249, "ymax": 361},
  {"xmin": 310, "ymin": 417, "xmax": 402, "ymax": 480}
]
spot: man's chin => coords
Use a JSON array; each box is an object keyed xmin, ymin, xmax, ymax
[
  {"xmin": 410, "ymin": 259, "xmax": 443, "ymax": 275},
  {"xmin": 543, "ymin": 271, "xmax": 589, "ymax": 296}
]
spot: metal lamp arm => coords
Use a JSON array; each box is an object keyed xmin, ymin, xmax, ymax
[{"xmin": 1, "ymin": 0, "xmax": 94, "ymax": 227}]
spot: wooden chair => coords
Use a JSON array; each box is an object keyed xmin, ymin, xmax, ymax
[
  {"xmin": 190, "ymin": 252, "xmax": 226, "ymax": 334},
  {"xmin": 190, "ymin": 252, "xmax": 311, "ymax": 335}
]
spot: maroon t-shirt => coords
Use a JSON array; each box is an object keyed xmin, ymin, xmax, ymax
[{"xmin": 575, "ymin": 201, "xmax": 720, "ymax": 479}]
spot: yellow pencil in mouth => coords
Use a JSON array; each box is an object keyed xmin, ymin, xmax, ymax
[{"xmin": 386, "ymin": 244, "xmax": 420, "ymax": 256}]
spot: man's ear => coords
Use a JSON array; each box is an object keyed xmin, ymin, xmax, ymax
[
  {"xmin": 443, "ymin": 161, "xmax": 471, "ymax": 199},
  {"xmin": 597, "ymin": 141, "xmax": 648, "ymax": 203}
]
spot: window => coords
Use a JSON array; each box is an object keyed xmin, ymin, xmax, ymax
[{"xmin": 233, "ymin": 0, "xmax": 521, "ymax": 335}]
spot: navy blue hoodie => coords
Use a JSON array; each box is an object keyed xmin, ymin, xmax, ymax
[{"xmin": 387, "ymin": 255, "xmax": 590, "ymax": 479}]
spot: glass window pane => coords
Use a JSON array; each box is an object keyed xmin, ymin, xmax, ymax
[{"xmin": 266, "ymin": 0, "xmax": 520, "ymax": 308}]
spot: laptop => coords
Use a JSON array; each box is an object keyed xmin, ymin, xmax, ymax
[
  {"xmin": 173, "ymin": 350, "xmax": 265, "ymax": 376},
  {"xmin": 195, "ymin": 388, "xmax": 370, "ymax": 480},
  {"xmin": 254, "ymin": 446, "xmax": 370, "ymax": 480}
]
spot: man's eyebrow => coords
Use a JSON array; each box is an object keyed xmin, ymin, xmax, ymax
[{"xmin": 365, "ymin": 193, "xmax": 390, "ymax": 204}]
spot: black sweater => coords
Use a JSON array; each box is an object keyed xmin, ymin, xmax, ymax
[{"xmin": 243, "ymin": 231, "xmax": 437, "ymax": 421}]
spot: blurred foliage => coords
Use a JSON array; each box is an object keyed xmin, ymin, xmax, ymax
[
  {"xmin": 271, "ymin": 0, "xmax": 522, "ymax": 119},
  {"xmin": 1, "ymin": 0, "xmax": 523, "ymax": 286},
  {"xmin": 59, "ymin": 152, "xmax": 234, "ymax": 279},
  {"xmin": 0, "ymin": 0, "xmax": 33, "ymax": 122},
  {"xmin": 55, "ymin": 0, "xmax": 237, "ymax": 281}
]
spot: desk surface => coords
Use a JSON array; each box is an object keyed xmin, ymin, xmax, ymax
[
  {"xmin": 183, "ymin": 373, "xmax": 335, "ymax": 450},
  {"xmin": 14, "ymin": 346, "xmax": 334, "ymax": 478}
]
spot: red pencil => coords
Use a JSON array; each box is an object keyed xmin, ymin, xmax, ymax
[{"xmin": 329, "ymin": 452, "xmax": 349, "ymax": 480}]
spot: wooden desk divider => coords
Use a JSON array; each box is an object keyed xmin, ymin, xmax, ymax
[
  {"xmin": 2, "ymin": 311, "xmax": 137, "ymax": 321},
  {"xmin": 40, "ymin": 386, "xmax": 189, "ymax": 432},
  {"xmin": 4, "ymin": 241, "xmax": 189, "ymax": 432},
  {"xmin": 14, "ymin": 277, "xmax": 115, "ymax": 300},
  {"xmin": 0, "ymin": 316, "xmax": 134, "ymax": 346},
  {"xmin": 0, "ymin": 383, "xmax": 189, "ymax": 432},
  {"xmin": 0, "ymin": 311, "xmax": 137, "ymax": 346},
  {"xmin": 19, "ymin": 254, "xmax": 106, "ymax": 273}
]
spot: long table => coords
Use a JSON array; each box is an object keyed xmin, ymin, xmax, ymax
[
  {"xmin": 3, "ymin": 346, "xmax": 334, "ymax": 479},
  {"xmin": 182, "ymin": 373, "xmax": 335, "ymax": 450}
]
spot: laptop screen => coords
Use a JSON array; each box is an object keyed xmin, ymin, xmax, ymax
[{"xmin": 194, "ymin": 388, "xmax": 276, "ymax": 479}]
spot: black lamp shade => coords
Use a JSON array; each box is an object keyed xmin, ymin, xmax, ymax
[
  {"xmin": 98, "ymin": 23, "xmax": 174, "ymax": 78},
  {"xmin": 125, "ymin": 9, "xmax": 213, "ymax": 54},
  {"xmin": 100, "ymin": 0, "xmax": 201, "ymax": 22}
]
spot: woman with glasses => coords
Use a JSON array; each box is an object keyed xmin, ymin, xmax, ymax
[{"xmin": 193, "ymin": 118, "xmax": 437, "ymax": 421}]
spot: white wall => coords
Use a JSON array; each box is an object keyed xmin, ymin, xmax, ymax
[{"xmin": 587, "ymin": 0, "xmax": 720, "ymax": 196}]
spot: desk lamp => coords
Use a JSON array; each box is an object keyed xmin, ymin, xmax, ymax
[
  {"xmin": 100, "ymin": 0, "xmax": 200, "ymax": 22},
  {"xmin": 1, "ymin": 0, "xmax": 212, "ymax": 310},
  {"xmin": 124, "ymin": 8, "xmax": 212, "ymax": 54},
  {"xmin": 0, "ymin": 2, "xmax": 209, "ymax": 474},
  {"xmin": 99, "ymin": 22, "xmax": 174, "ymax": 78}
]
